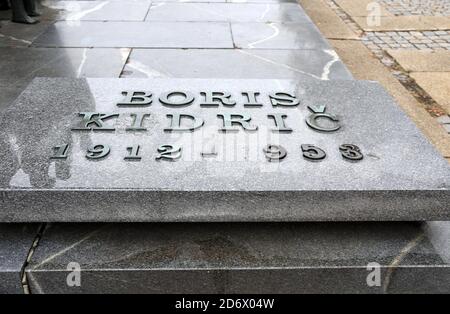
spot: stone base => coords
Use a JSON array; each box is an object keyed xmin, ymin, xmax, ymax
[{"xmin": 23, "ymin": 222, "xmax": 450, "ymax": 294}]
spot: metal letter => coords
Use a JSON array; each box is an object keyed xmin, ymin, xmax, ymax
[
  {"xmin": 269, "ymin": 92, "xmax": 300, "ymax": 107},
  {"xmin": 267, "ymin": 114, "xmax": 292, "ymax": 133},
  {"xmin": 126, "ymin": 113, "xmax": 150, "ymax": 131},
  {"xmin": 117, "ymin": 91, "xmax": 152, "ymax": 106},
  {"xmin": 242, "ymin": 92, "xmax": 263, "ymax": 107},
  {"xmin": 72, "ymin": 112, "xmax": 119, "ymax": 131},
  {"xmin": 306, "ymin": 105, "xmax": 341, "ymax": 133},
  {"xmin": 200, "ymin": 92, "xmax": 236, "ymax": 107},
  {"xmin": 164, "ymin": 114, "xmax": 204, "ymax": 132},
  {"xmin": 159, "ymin": 91, "xmax": 195, "ymax": 106},
  {"xmin": 217, "ymin": 113, "xmax": 258, "ymax": 132}
]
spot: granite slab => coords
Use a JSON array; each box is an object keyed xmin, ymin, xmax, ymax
[
  {"xmin": 121, "ymin": 49, "xmax": 353, "ymax": 80},
  {"xmin": 25, "ymin": 222, "xmax": 450, "ymax": 293},
  {"xmin": 231, "ymin": 22, "xmax": 331, "ymax": 50},
  {"xmin": 0, "ymin": 224, "xmax": 40, "ymax": 293},
  {"xmin": 0, "ymin": 78, "xmax": 449, "ymax": 222},
  {"xmin": 0, "ymin": 47, "xmax": 129, "ymax": 112},
  {"xmin": 0, "ymin": 83, "xmax": 27, "ymax": 112},
  {"xmin": 0, "ymin": 20, "xmax": 53, "ymax": 48},
  {"xmin": 0, "ymin": 47, "xmax": 130, "ymax": 86},
  {"xmin": 32, "ymin": 21, "xmax": 234, "ymax": 48},
  {"xmin": 145, "ymin": 3, "xmax": 311, "ymax": 23},
  {"xmin": 39, "ymin": 0, "xmax": 152, "ymax": 21}
]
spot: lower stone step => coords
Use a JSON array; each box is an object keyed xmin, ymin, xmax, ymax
[
  {"xmin": 0, "ymin": 224, "xmax": 40, "ymax": 294},
  {"xmin": 25, "ymin": 222, "xmax": 450, "ymax": 293}
]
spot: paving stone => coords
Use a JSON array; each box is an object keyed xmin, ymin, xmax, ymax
[
  {"xmin": 145, "ymin": 3, "xmax": 311, "ymax": 22},
  {"xmin": 32, "ymin": 21, "xmax": 234, "ymax": 48},
  {"xmin": 437, "ymin": 115, "xmax": 450, "ymax": 124},
  {"xmin": 25, "ymin": 222, "xmax": 450, "ymax": 293},
  {"xmin": 378, "ymin": 0, "xmax": 450, "ymax": 16},
  {"xmin": 38, "ymin": 0, "xmax": 152, "ymax": 21},
  {"xmin": 231, "ymin": 22, "xmax": 331, "ymax": 49},
  {"xmin": 0, "ymin": 47, "xmax": 130, "ymax": 86},
  {"xmin": 411, "ymin": 72, "xmax": 450, "ymax": 113},
  {"xmin": 121, "ymin": 48, "xmax": 352, "ymax": 80},
  {"xmin": 297, "ymin": 0, "xmax": 359, "ymax": 40},
  {"xmin": 335, "ymin": 0, "xmax": 392, "ymax": 17},
  {"xmin": 0, "ymin": 78, "xmax": 449, "ymax": 222},
  {"xmin": 0, "ymin": 20, "xmax": 53, "ymax": 47},
  {"xmin": 0, "ymin": 224, "xmax": 40, "ymax": 293},
  {"xmin": 353, "ymin": 16, "xmax": 450, "ymax": 32}
]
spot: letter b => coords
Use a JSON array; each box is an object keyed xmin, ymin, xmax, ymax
[{"xmin": 117, "ymin": 91, "xmax": 152, "ymax": 106}]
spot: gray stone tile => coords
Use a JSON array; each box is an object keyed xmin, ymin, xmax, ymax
[
  {"xmin": 231, "ymin": 22, "xmax": 331, "ymax": 49},
  {"xmin": 39, "ymin": 0, "xmax": 151, "ymax": 21},
  {"xmin": 0, "ymin": 20, "xmax": 54, "ymax": 47},
  {"xmin": 228, "ymin": 0, "xmax": 297, "ymax": 2},
  {"xmin": 0, "ymin": 224, "xmax": 40, "ymax": 293},
  {"xmin": 0, "ymin": 0, "xmax": 151, "ymax": 21},
  {"xmin": 145, "ymin": 3, "xmax": 311, "ymax": 22},
  {"xmin": 32, "ymin": 21, "xmax": 234, "ymax": 48},
  {"xmin": 0, "ymin": 47, "xmax": 130, "ymax": 86},
  {"xmin": 153, "ymin": 0, "xmax": 297, "ymax": 2},
  {"xmin": 0, "ymin": 48, "xmax": 129, "ymax": 110},
  {"xmin": 122, "ymin": 48, "xmax": 352, "ymax": 80},
  {"xmin": 154, "ymin": 0, "xmax": 226, "ymax": 2},
  {"xmin": 26, "ymin": 222, "xmax": 450, "ymax": 293},
  {"xmin": 0, "ymin": 78, "xmax": 449, "ymax": 222}
]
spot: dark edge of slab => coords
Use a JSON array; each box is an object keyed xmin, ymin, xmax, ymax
[{"xmin": 0, "ymin": 190, "xmax": 449, "ymax": 222}]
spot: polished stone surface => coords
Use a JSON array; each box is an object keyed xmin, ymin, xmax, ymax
[
  {"xmin": 121, "ymin": 49, "xmax": 353, "ymax": 80},
  {"xmin": 26, "ymin": 222, "xmax": 450, "ymax": 293},
  {"xmin": 0, "ymin": 78, "xmax": 449, "ymax": 222},
  {"xmin": 32, "ymin": 21, "xmax": 234, "ymax": 48},
  {"xmin": 0, "ymin": 47, "xmax": 130, "ymax": 86},
  {"xmin": 231, "ymin": 22, "xmax": 331, "ymax": 49},
  {"xmin": 38, "ymin": 0, "xmax": 152, "ymax": 21},
  {"xmin": 0, "ymin": 224, "xmax": 40, "ymax": 294},
  {"xmin": 145, "ymin": 3, "xmax": 311, "ymax": 22},
  {"xmin": 153, "ymin": 0, "xmax": 298, "ymax": 2},
  {"xmin": 0, "ymin": 20, "xmax": 54, "ymax": 48},
  {"xmin": 0, "ymin": 0, "xmax": 152, "ymax": 21},
  {"xmin": 0, "ymin": 47, "xmax": 129, "ymax": 111}
]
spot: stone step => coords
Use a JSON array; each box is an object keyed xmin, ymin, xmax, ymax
[
  {"xmin": 0, "ymin": 78, "xmax": 449, "ymax": 222},
  {"xmin": 24, "ymin": 222, "xmax": 450, "ymax": 294}
]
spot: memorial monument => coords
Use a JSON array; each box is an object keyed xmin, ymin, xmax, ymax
[{"xmin": 0, "ymin": 0, "xmax": 448, "ymax": 294}]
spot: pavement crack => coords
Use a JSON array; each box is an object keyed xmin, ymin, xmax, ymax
[{"xmin": 21, "ymin": 223, "xmax": 47, "ymax": 294}]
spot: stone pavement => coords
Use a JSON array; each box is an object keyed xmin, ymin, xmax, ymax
[
  {"xmin": 300, "ymin": 0, "xmax": 450, "ymax": 161},
  {"xmin": 0, "ymin": 0, "xmax": 352, "ymax": 111},
  {"xmin": 0, "ymin": 0, "xmax": 449, "ymax": 293},
  {"xmin": 318, "ymin": 0, "xmax": 450, "ymax": 151}
]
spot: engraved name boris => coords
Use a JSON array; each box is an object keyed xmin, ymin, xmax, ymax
[{"xmin": 50, "ymin": 90, "xmax": 363, "ymax": 162}]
